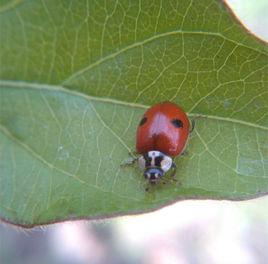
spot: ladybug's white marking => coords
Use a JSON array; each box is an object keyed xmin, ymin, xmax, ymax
[
  {"xmin": 147, "ymin": 151, "xmax": 172, "ymax": 172},
  {"xmin": 138, "ymin": 151, "xmax": 173, "ymax": 183},
  {"xmin": 160, "ymin": 155, "xmax": 173, "ymax": 172}
]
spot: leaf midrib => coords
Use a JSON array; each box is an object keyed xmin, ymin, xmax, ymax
[
  {"xmin": 1, "ymin": 79, "xmax": 267, "ymax": 131},
  {"xmin": 0, "ymin": 124, "xmax": 86, "ymax": 184},
  {"xmin": 0, "ymin": 123, "xmax": 143, "ymax": 202}
]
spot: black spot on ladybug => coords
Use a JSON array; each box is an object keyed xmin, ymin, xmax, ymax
[
  {"xmin": 143, "ymin": 153, "xmax": 152, "ymax": 167},
  {"xmin": 155, "ymin": 156, "xmax": 163, "ymax": 167},
  {"xmin": 139, "ymin": 117, "xmax": 147, "ymax": 126},
  {"xmin": 171, "ymin": 119, "xmax": 183, "ymax": 128}
]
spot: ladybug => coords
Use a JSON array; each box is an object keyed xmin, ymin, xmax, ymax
[{"xmin": 136, "ymin": 101, "xmax": 190, "ymax": 184}]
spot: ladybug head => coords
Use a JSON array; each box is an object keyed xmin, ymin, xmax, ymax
[
  {"xmin": 144, "ymin": 167, "xmax": 164, "ymax": 183},
  {"xmin": 138, "ymin": 151, "xmax": 173, "ymax": 183}
]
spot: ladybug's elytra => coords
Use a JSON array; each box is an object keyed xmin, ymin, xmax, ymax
[{"xmin": 136, "ymin": 101, "xmax": 190, "ymax": 184}]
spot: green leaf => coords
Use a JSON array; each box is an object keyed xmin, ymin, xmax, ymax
[{"xmin": 0, "ymin": 0, "xmax": 267, "ymax": 227}]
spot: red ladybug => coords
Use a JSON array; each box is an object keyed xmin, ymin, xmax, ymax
[{"xmin": 136, "ymin": 102, "xmax": 190, "ymax": 183}]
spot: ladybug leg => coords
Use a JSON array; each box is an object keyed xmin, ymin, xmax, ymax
[
  {"xmin": 161, "ymin": 178, "xmax": 173, "ymax": 185},
  {"xmin": 180, "ymin": 150, "xmax": 188, "ymax": 156},
  {"xmin": 190, "ymin": 115, "xmax": 203, "ymax": 134},
  {"xmin": 170, "ymin": 162, "xmax": 177, "ymax": 178},
  {"xmin": 165, "ymin": 163, "xmax": 181, "ymax": 185},
  {"xmin": 161, "ymin": 168, "xmax": 177, "ymax": 185},
  {"xmin": 129, "ymin": 150, "xmax": 139, "ymax": 157},
  {"xmin": 145, "ymin": 180, "xmax": 159, "ymax": 192},
  {"xmin": 190, "ymin": 119, "xmax": 195, "ymax": 134},
  {"xmin": 120, "ymin": 156, "xmax": 138, "ymax": 167},
  {"xmin": 144, "ymin": 182, "xmax": 151, "ymax": 192},
  {"xmin": 120, "ymin": 151, "xmax": 139, "ymax": 167}
]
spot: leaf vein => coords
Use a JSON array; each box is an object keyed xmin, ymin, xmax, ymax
[
  {"xmin": 0, "ymin": 124, "xmax": 85, "ymax": 184},
  {"xmin": 62, "ymin": 30, "xmax": 268, "ymax": 85}
]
